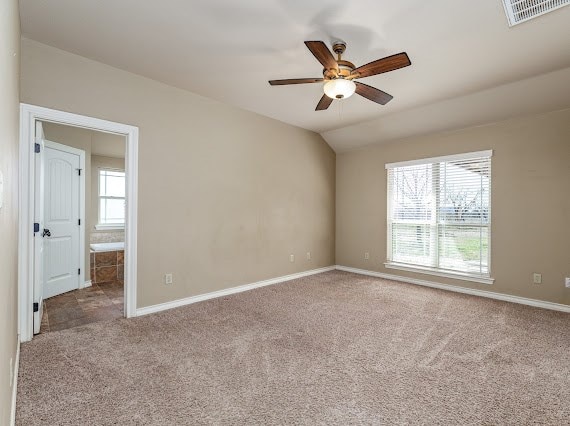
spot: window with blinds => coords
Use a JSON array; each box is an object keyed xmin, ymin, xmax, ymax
[
  {"xmin": 385, "ymin": 151, "xmax": 492, "ymax": 280},
  {"xmin": 98, "ymin": 169, "xmax": 126, "ymax": 228}
]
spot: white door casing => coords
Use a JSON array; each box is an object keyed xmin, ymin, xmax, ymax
[
  {"xmin": 32, "ymin": 121, "xmax": 45, "ymax": 334},
  {"xmin": 42, "ymin": 141, "xmax": 84, "ymax": 300}
]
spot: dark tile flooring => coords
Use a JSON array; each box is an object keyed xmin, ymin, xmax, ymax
[{"xmin": 40, "ymin": 281, "xmax": 124, "ymax": 333}]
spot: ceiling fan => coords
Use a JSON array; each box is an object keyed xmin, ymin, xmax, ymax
[{"xmin": 269, "ymin": 41, "xmax": 411, "ymax": 111}]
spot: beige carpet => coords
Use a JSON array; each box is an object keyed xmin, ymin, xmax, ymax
[{"xmin": 17, "ymin": 271, "xmax": 570, "ymax": 425}]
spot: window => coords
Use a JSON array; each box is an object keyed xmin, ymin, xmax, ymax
[
  {"xmin": 98, "ymin": 169, "xmax": 125, "ymax": 229},
  {"xmin": 385, "ymin": 151, "xmax": 492, "ymax": 283}
]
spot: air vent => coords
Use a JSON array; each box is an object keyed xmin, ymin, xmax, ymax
[{"xmin": 502, "ymin": 0, "xmax": 570, "ymax": 26}]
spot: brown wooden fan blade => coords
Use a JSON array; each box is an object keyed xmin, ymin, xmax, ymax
[
  {"xmin": 316, "ymin": 94, "xmax": 333, "ymax": 111},
  {"xmin": 352, "ymin": 52, "xmax": 411, "ymax": 79},
  {"xmin": 355, "ymin": 82, "xmax": 393, "ymax": 105},
  {"xmin": 268, "ymin": 78, "xmax": 323, "ymax": 86},
  {"xmin": 304, "ymin": 41, "xmax": 339, "ymax": 71}
]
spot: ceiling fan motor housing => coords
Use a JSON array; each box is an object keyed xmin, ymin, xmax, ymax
[
  {"xmin": 323, "ymin": 60, "xmax": 355, "ymax": 80},
  {"xmin": 337, "ymin": 61, "xmax": 356, "ymax": 77}
]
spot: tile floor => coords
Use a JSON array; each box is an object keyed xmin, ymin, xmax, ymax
[{"xmin": 40, "ymin": 281, "xmax": 124, "ymax": 333}]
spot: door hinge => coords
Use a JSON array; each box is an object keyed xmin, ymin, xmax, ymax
[
  {"xmin": 33, "ymin": 223, "xmax": 40, "ymax": 234},
  {"xmin": 34, "ymin": 143, "xmax": 41, "ymax": 153},
  {"xmin": 78, "ymin": 219, "xmax": 81, "ymax": 226},
  {"xmin": 78, "ymin": 268, "xmax": 81, "ymax": 275},
  {"xmin": 33, "ymin": 302, "xmax": 39, "ymax": 313},
  {"xmin": 77, "ymin": 168, "xmax": 82, "ymax": 176}
]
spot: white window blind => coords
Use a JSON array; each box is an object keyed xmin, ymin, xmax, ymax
[
  {"xmin": 386, "ymin": 151, "xmax": 492, "ymax": 279},
  {"xmin": 99, "ymin": 169, "xmax": 126, "ymax": 227}
]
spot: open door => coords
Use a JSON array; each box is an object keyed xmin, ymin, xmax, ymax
[
  {"xmin": 33, "ymin": 121, "xmax": 45, "ymax": 334},
  {"xmin": 42, "ymin": 141, "xmax": 81, "ymax": 299}
]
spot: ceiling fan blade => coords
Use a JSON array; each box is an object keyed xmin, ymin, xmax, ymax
[
  {"xmin": 355, "ymin": 82, "xmax": 393, "ymax": 105},
  {"xmin": 352, "ymin": 52, "xmax": 411, "ymax": 79},
  {"xmin": 268, "ymin": 78, "xmax": 323, "ymax": 86},
  {"xmin": 304, "ymin": 41, "xmax": 339, "ymax": 71},
  {"xmin": 316, "ymin": 94, "xmax": 333, "ymax": 111}
]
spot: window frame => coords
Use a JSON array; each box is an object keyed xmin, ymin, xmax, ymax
[
  {"xmin": 385, "ymin": 150, "xmax": 494, "ymax": 285},
  {"xmin": 96, "ymin": 167, "xmax": 126, "ymax": 230}
]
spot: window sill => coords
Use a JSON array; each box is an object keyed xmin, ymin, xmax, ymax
[
  {"xmin": 384, "ymin": 262, "xmax": 494, "ymax": 285},
  {"xmin": 95, "ymin": 225, "xmax": 125, "ymax": 231}
]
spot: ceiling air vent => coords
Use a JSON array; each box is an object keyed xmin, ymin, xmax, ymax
[{"xmin": 502, "ymin": 0, "xmax": 570, "ymax": 26}]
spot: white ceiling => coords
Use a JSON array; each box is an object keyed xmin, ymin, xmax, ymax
[{"xmin": 20, "ymin": 0, "xmax": 570, "ymax": 151}]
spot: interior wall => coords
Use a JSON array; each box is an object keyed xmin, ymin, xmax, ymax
[
  {"xmin": 90, "ymin": 131, "xmax": 126, "ymax": 159},
  {"xmin": 20, "ymin": 38, "xmax": 336, "ymax": 309},
  {"xmin": 0, "ymin": 0, "xmax": 20, "ymax": 423},
  {"xmin": 336, "ymin": 108, "xmax": 570, "ymax": 305}
]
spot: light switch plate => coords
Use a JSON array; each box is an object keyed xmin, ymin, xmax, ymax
[{"xmin": 0, "ymin": 170, "xmax": 4, "ymax": 210}]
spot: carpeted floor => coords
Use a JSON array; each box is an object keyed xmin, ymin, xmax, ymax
[{"xmin": 16, "ymin": 270, "xmax": 570, "ymax": 425}]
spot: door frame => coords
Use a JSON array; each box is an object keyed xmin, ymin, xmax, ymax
[
  {"xmin": 19, "ymin": 103, "xmax": 139, "ymax": 342},
  {"xmin": 42, "ymin": 139, "xmax": 87, "ymax": 295}
]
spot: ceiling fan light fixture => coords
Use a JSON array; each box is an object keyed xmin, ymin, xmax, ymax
[{"xmin": 324, "ymin": 78, "xmax": 356, "ymax": 100}]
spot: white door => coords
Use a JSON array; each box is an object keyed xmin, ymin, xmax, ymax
[
  {"xmin": 33, "ymin": 122, "xmax": 45, "ymax": 334},
  {"xmin": 42, "ymin": 141, "xmax": 81, "ymax": 299}
]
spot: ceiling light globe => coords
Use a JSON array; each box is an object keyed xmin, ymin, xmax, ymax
[{"xmin": 324, "ymin": 78, "xmax": 356, "ymax": 100}]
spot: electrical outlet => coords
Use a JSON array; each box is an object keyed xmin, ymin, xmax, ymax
[
  {"xmin": 565, "ymin": 277, "xmax": 570, "ymax": 288},
  {"xmin": 306, "ymin": 252, "xmax": 311, "ymax": 261},
  {"xmin": 290, "ymin": 254, "xmax": 295, "ymax": 262},
  {"xmin": 533, "ymin": 273, "xmax": 542, "ymax": 285},
  {"xmin": 164, "ymin": 273, "xmax": 173, "ymax": 285},
  {"xmin": 364, "ymin": 252, "xmax": 370, "ymax": 260}
]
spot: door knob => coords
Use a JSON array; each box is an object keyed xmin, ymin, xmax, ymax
[{"xmin": 42, "ymin": 228, "xmax": 51, "ymax": 237}]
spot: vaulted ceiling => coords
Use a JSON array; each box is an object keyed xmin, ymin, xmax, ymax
[{"xmin": 19, "ymin": 0, "xmax": 570, "ymax": 151}]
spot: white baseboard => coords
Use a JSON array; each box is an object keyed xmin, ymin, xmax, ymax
[
  {"xmin": 10, "ymin": 338, "xmax": 20, "ymax": 426},
  {"xmin": 336, "ymin": 265, "xmax": 570, "ymax": 313},
  {"xmin": 81, "ymin": 280, "xmax": 92, "ymax": 289},
  {"xmin": 136, "ymin": 266, "xmax": 336, "ymax": 317}
]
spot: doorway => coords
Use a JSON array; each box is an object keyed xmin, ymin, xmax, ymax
[
  {"xmin": 35, "ymin": 120, "xmax": 127, "ymax": 333},
  {"xmin": 19, "ymin": 104, "xmax": 139, "ymax": 342}
]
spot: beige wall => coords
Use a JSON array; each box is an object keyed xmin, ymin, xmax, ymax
[
  {"xmin": 90, "ymin": 131, "xmax": 126, "ymax": 159},
  {"xmin": 90, "ymin": 154, "xmax": 125, "ymax": 239},
  {"xmin": 21, "ymin": 38, "xmax": 336, "ymax": 308},
  {"xmin": 337, "ymin": 108, "xmax": 570, "ymax": 305},
  {"xmin": 0, "ymin": 0, "xmax": 20, "ymax": 423}
]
